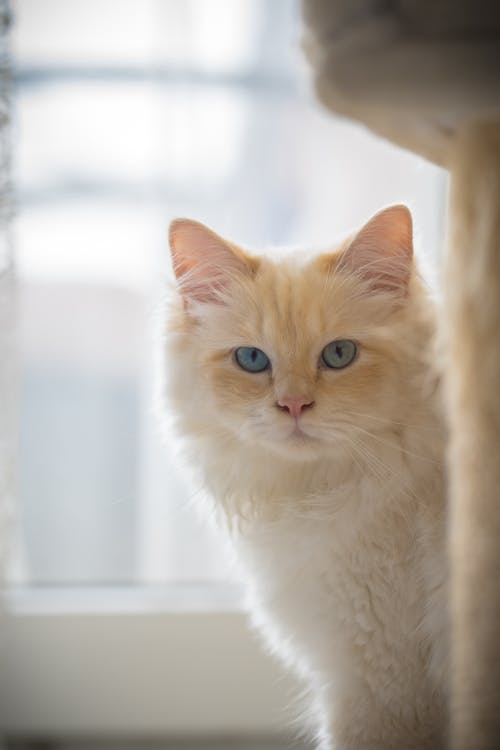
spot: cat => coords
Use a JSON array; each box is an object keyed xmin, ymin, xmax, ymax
[{"xmin": 163, "ymin": 205, "xmax": 448, "ymax": 750}]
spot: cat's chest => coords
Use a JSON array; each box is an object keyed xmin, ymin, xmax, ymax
[
  {"xmin": 236, "ymin": 490, "xmax": 424, "ymax": 650},
  {"xmin": 240, "ymin": 503, "xmax": 418, "ymax": 592}
]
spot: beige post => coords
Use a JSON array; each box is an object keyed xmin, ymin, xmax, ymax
[{"xmin": 446, "ymin": 122, "xmax": 500, "ymax": 750}]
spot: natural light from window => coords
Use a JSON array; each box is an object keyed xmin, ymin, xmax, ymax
[{"xmin": 10, "ymin": 0, "xmax": 446, "ymax": 595}]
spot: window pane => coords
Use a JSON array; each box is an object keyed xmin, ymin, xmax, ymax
[{"xmin": 11, "ymin": 0, "xmax": 446, "ymax": 587}]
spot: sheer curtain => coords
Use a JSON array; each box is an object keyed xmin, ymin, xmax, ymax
[{"xmin": 0, "ymin": 0, "xmax": 13, "ymax": 588}]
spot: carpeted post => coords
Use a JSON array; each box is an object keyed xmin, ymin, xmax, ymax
[{"xmin": 446, "ymin": 121, "xmax": 500, "ymax": 750}]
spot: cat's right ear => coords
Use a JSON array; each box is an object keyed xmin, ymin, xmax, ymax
[{"xmin": 169, "ymin": 219, "xmax": 258, "ymax": 304}]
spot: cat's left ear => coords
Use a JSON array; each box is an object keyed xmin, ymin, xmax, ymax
[
  {"xmin": 169, "ymin": 219, "xmax": 258, "ymax": 304},
  {"xmin": 337, "ymin": 205, "xmax": 413, "ymax": 295}
]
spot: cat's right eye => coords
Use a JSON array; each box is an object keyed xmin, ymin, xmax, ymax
[{"xmin": 234, "ymin": 347, "xmax": 270, "ymax": 373}]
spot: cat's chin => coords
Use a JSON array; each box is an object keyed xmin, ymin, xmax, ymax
[{"xmin": 263, "ymin": 431, "xmax": 327, "ymax": 463}]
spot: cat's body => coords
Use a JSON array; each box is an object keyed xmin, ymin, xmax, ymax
[
  {"xmin": 164, "ymin": 206, "xmax": 447, "ymax": 749},
  {"xmin": 237, "ymin": 460, "xmax": 446, "ymax": 749}
]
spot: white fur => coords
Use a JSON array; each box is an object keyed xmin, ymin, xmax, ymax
[
  {"xmin": 163, "ymin": 220, "xmax": 448, "ymax": 749},
  {"xmin": 165, "ymin": 353, "xmax": 447, "ymax": 747}
]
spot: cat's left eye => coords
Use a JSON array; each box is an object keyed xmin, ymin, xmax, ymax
[
  {"xmin": 234, "ymin": 347, "xmax": 270, "ymax": 373},
  {"xmin": 321, "ymin": 339, "xmax": 357, "ymax": 369}
]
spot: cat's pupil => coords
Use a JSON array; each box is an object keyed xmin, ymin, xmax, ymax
[
  {"xmin": 234, "ymin": 346, "xmax": 270, "ymax": 373},
  {"xmin": 321, "ymin": 339, "xmax": 357, "ymax": 369}
]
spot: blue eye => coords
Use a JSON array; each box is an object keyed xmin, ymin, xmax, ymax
[
  {"xmin": 234, "ymin": 347, "xmax": 270, "ymax": 373},
  {"xmin": 321, "ymin": 339, "xmax": 357, "ymax": 369}
]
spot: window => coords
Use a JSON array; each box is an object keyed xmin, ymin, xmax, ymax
[{"xmin": 2, "ymin": 0, "xmax": 447, "ymax": 738}]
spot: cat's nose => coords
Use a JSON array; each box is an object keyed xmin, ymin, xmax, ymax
[{"xmin": 277, "ymin": 397, "xmax": 315, "ymax": 420}]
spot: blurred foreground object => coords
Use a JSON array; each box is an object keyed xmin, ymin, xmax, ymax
[
  {"xmin": 0, "ymin": 0, "xmax": 13, "ymax": 590},
  {"xmin": 302, "ymin": 2, "xmax": 500, "ymax": 749},
  {"xmin": 302, "ymin": 0, "xmax": 500, "ymax": 165}
]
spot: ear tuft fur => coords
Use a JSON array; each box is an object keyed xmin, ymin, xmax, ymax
[
  {"xmin": 169, "ymin": 219, "xmax": 258, "ymax": 303},
  {"xmin": 337, "ymin": 205, "xmax": 414, "ymax": 295}
]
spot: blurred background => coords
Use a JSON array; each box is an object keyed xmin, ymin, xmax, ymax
[{"xmin": 0, "ymin": 0, "xmax": 446, "ymax": 748}]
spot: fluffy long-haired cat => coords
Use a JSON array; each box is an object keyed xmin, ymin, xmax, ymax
[{"xmin": 164, "ymin": 205, "xmax": 447, "ymax": 750}]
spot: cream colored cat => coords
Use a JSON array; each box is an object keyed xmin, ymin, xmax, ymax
[{"xmin": 164, "ymin": 205, "xmax": 447, "ymax": 750}]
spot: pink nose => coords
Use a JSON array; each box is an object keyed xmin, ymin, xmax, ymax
[{"xmin": 277, "ymin": 397, "xmax": 315, "ymax": 420}]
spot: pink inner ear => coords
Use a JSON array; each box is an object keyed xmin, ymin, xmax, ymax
[
  {"xmin": 338, "ymin": 205, "xmax": 414, "ymax": 294},
  {"xmin": 169, "ymin": 219, "xmax": 255, "ymax": 303}
]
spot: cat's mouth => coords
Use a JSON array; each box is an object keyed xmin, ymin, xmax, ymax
[
  {"xmin": 287, "ymin": 424, "xmax": 317, "ymax": 442},
  {"xmin": 266, "ymin": 422, "xmax": 324, "ymax": 461}
]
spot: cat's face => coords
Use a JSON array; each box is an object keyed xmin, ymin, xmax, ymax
[{"xmin": 168, "ymin": 207, "xmax": 424, "ymax": 462}]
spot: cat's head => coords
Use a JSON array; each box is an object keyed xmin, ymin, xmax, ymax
[{"xmin": 167, "ymin": 206, "xmax": 430, "ymax": 463}]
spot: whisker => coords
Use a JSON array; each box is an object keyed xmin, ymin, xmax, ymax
[
  {"xmin": 348, "ymin": 423, "xmax": 442, "ymax": 466},
  {"xmin": 338, "ymin": 431, "xmax": 423, "ymax": 505},
  {"xmin": 340, "ymin": 409, "xmax": 441, "ymax": 434},
  {"xmin": 335, "ymin": 430, "xmax": 390, "ymax": 481}
]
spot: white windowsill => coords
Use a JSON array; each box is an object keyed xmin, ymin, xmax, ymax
[
  {"xmin": 2, "ymin": 581, "xmax": 245, "ymax": 616},
  {"xmin": 0, "ymin": 582, "xmax": 297, "ymax": 736}
]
